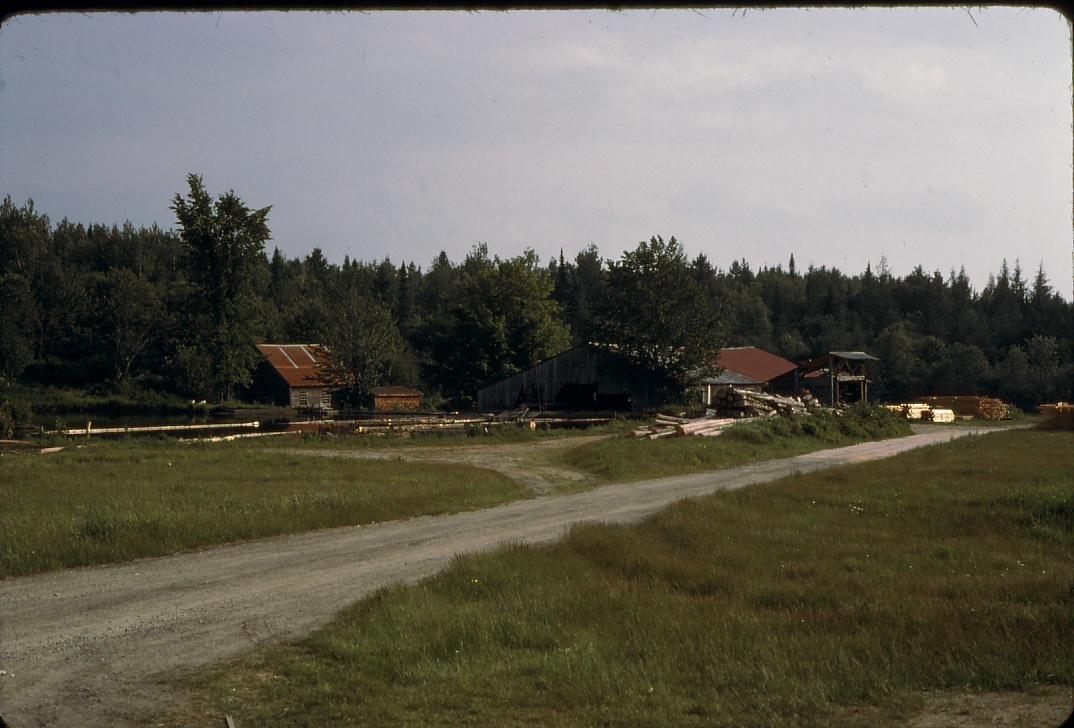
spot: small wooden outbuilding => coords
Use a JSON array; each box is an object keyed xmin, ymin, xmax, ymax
[
  {"xmin": 372, "ymin": 386, "xmax": 423, "ymax": 413},
  {"xmin": 253, "ymin": 343, "xmax": 341, "ymax": 410}
]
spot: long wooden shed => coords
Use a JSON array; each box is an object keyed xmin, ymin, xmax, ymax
[{"xmin": 475, "ymin": 343, "xmax": 663, "ymax": 412}]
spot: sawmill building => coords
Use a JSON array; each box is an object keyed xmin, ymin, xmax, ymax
[{"xmin": 475, "ymin": 343, "xmax": 665, "ymax": 412}]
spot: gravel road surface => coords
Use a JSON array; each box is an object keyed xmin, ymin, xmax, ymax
[{"xmin": 0, "ymin": 425, "xmax": 1002, "ymax": 726}]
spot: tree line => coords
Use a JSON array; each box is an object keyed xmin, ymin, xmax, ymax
[{"xmin": 1, "ymin": 177, "xmax": 1070, "ymax": 411}]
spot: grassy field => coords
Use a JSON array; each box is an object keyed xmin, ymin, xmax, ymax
[
  {"xmin": 0, "ymin": 441, "xmax": 526, "ymax": 578},
  {"xmin": 162, "ymin": 429, "xmax": 1073, "ymax": 727},
  {"xmin": 1, "ymin": 409, "xmax": 912, "ymax": 576},
  {"xmin": 561, "ymin": 406, "xmax": 910, "ymax": 482}
]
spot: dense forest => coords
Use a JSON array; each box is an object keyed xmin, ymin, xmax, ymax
[{"xmin": 1, "ymin": 178, "xmax": 1071, "ymax": 413}]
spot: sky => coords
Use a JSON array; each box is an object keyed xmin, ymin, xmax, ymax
[{"xmin": 0, "ymin": 7, "xmax": 1070, "ymax": 297}]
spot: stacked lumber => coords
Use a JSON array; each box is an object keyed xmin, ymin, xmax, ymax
[
  {"xmin": 1039, "ymin": 402, "xmax": 1074, "ymax": 430},
  {"xmin": 922, "ymin": 407, "xmax": 955, "ymax": 423},
  {"xmin": 884, "ymin": 403, "xmax": 931, "ymax": 420},
  {"xmin": 710, "ymin": 387, "xmax": 815, "ymax": 418},
  {"xmin": 920, "ymin": 396, "xmax": 1009, "ymax": 420},
  {"xmin": 883, "ymin": 403, "xmax": 959, "ymax": 423}
]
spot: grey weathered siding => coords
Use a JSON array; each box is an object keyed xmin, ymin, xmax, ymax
[
  {"xmin": 476, "ymin": 344, "xmax": 659, "ymax": 412},
  {"xmin": 290, "ymin": 387, "xmax": 331, "ymax": 409}
]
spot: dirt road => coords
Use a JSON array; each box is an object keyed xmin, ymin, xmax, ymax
[
  {"xmin": 283, "ymin": 433, "xmax": 611, "ymax": 494},
  {"xmin": 0, "ymin": 426, "xmax": 1003, "ymax": 726}
]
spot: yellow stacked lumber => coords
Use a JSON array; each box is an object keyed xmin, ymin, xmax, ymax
[
  {"xmin": 1039, "ymin": 403, "xmax": 1074, "ymax": 430},
  {"xmin": 900, "ymin": 403, "xmax": 931, "ymax": 420},
  {"xmin": 921, "ymin": 396, "xmax": 1009, "ymax": 420},
  {"xmin": 922, "ymin": 407, "xmax": 955, "ymax": 423}
]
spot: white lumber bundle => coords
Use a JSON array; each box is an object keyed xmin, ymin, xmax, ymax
[
  {"xmin": 902, "ymin": 404, "xmax": 931, "ymax": 420},
  {"xmin": 924, "ymin": 408, "xmax": 955, "ymax": 423}
]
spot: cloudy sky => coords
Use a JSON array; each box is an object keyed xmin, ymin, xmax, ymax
[{"xmin": 1, "ymin": 7, "xmax": 1070, "ymax": 296}]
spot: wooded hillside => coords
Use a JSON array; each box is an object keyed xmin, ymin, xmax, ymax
[{"xmin": 1, "ymin": 188, "xmax": 1070, "ymax": 410}]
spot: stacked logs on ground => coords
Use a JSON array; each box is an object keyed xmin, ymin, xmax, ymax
[
  {"xmin": 633, "ymin": 387, "xmax": 815, "ymax": 440},
  {"xmin": 711, "ymin": 386, "xmax": 818, "ymax": 418}
]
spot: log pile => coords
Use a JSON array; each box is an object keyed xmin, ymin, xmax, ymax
[
  {"xmin": 1040, "ymin": 402, "xmax": 1074, "ymax": 430},
  {"xmin": 920, "ymin": 396, "xmax": 1009, "ymax": 420},
  {"xmin": 633, "ymin": 413, "xmax": 765, "ymax": 440},
  {"xmin": 710, "ymin": 387, "xmax": 818, "ymax": 418},
  {"xmin": 633, "ymin": 387, "xmax": 817, "ymax": 440}
]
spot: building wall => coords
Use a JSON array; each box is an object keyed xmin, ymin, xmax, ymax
[
  {"xmin": 248, "ymin": 361, "xmax": 291, "ymax": 406},
  {"xmin": 476, "ymin": 344, "xmax": 661, "ymax": 412},
  {"xmin": 290, "ymin": 387, "xmax": 332, "ymax": 409}
]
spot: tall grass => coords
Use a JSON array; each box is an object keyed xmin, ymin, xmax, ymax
[
  {"xmin": 4, "ymin": 383, "xmax": 193, "ymax": 416},
  {"xmin": 0, "ymin": 440, "xmax": 525, "ymax": 577},
  {"xmin": 164, "ymin": 429, "xmax": 1073, "ymax": 727},
  {"xmin": 563, "ymin": 405, "xmax": 911, "ymax": 482}
]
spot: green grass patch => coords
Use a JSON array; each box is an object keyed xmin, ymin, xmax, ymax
[
  {"xmin": 162, "ymin": 429, "xmax": 1073, "ymax": 727},
  {"xmin": 0, "ymin": 440, "xmax": 526, "ymax": 578},
  {"xmin": 563, "ymin": 405, "xmax": 911, "ymax": 482}
]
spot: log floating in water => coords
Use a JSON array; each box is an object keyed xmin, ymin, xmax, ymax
[{"xmin": 46, "ymin": 421, "xmax": 261, "ymax": 436}]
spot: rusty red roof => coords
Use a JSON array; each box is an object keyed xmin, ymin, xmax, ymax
[
  {"xmin": 257, "ymin": 344, "xmax": 339, "ymax": 388},
  {"xmin": 716, "ymin": 346, "xmax": 797, "ymax": 383}
]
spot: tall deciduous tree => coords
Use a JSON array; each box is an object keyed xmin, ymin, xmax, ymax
[
  {"xmin": 0, "ymin": 272, "xmax": 37, "ymax": 385},
  {"xmin": 323, "ymin": 283, "xmax": 403, "ymax": 406},
  {"xmin": 425, "ymin": 246, "xmax": 569, "ymax": 404},
  {"xmin": 597, "ymin": 236, "xmax": 726, "ymax": 399},
  {"xmin": 92, "ymin": 268, "xmax": 164, "ymax": 387},
  {"xmin": 171, "ymin": 174, "xmax": 271, "ymax": 400}
]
